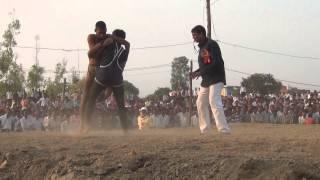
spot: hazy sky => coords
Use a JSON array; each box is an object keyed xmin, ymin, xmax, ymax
[{"xmin": 1, "ymin": 0, "xmax": 320, "ymax": 96}]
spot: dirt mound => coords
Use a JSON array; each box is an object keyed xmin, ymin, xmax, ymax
[{"xmin": 1, "ymin": 124, "xmax": 320, "ymax": 179}]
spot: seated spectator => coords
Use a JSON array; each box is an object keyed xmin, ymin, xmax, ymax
[
  {"xmin": 277, "ymin": 108, "xmax": 285, "ymax": 124},
  {"xmin": 137, "ymin": 107, "xmax": 152, "ymax": 130},
  {"xmin": 20, "ymin": 110, "xmax": 42, "ymax": 131},
  {"xmin": 269, "ymin": 105, "xmax": 278, "ymax": 124},
  {"xmin": 250, "ymin": 107, "xmax": 258, "ymax": 123},
  {"xmin": 298, "ymin": 111, "xmax": 305, "ymax": 124},
  {"xmin": 151, "ymin": 109, "xmax": 161, "ymax": 128},
  {"xmin": 304, "ymin": 113, "xmax": 315, "ymax": 125},
  {"xmin": 69, "ymin": 110, "xmax": 80, "ymax": 131},
  {"xmin": 60, "ymin": 119, "xmax": 69, "ymax": 133},
  {"xmin": 191, "ymin": 111, "xmax": 199, "ymax": 127},
  {"xmin": 177, "ymin": 108, "xmax": 187, "ymax": 127},
  {"xmin": 158, "ymin": 109, "xmax": 169, "ymax": 128},
  {"xmin": 239, "ymin": 106, "xmax": 250, "ymax": 122},
  {"xmin": 283, "ymin": 108, "xmax": 294, "ymax": 124},
  {"xmin": 20, "ymin": 110, "xmax": 33, "ymax": 131},
  {"xmin": 261, "ymin": 106, "xmax": 270, "ymax": 123},
  {"xmin": 43, "ymin": 111, "xmax": 58, "ymax": 131},
  {"xmin": 0, "ymin": 109, "xmax": 17, "ymax": 132},
  {"xmin": 255, "ymin": 106, "xmax": 264, "ymax": 123},
  {"xmin": 312, "ymin": 105, "xmax": 320, "ymax": 124}
]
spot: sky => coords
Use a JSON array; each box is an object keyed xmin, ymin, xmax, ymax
[{"xmin": 0, "ymin": 0, "xmax": 320, "ymax": 97}]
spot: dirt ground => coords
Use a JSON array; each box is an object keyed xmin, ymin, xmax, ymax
[{"xmin": 1, "ymin": 123, "xmax": 320, "ymax": 180}]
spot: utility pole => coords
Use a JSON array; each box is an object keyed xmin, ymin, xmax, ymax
[
  {"xmin": 77, "ymin": 49, "xmax": 80, "ymax": 78},
  {"xmin": 35, "ymin": 35, "xmax": 40, "ymax": 90},
  {"xmin": 63, "ymin": 78, "xmax": 67, "ymax": 102},
  {"xmin": 35, "ymin": 35, "xmax": 39, "ymax": 66},
  {"xmin": 206, "ymin": 0, "xmax": 212, "ymax": 38},
  {"xmin": 188, "ymin": 60, "xmax": 193, "ymax": 126}
]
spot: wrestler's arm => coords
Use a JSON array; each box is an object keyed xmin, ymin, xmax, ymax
[
  {"xmin": 87, "ymin": 34, "xmax": 113, "ymax": 58},
  {"xmin": 190, "ymin": 69, "xmax": 200, "ymax": 79}
]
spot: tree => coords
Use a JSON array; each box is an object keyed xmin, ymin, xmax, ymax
[
  {"xmin": 27, "ymin": 64, "xmax": 44, "ymax": 90},
  {"xmin": 70, "ymin": 67, "xmax": 80, "ymax": 84},
  {"xmin": 0, "ymin": 15, "xmax": 22, "ymax": 96},
  {"xmin": 0, "ymin": 18, "xmax": 20, "ymax": 79},
  {"xmin": 241, "ymin": 73, "xmax": 282, "ymax": 95},
  {"xmin": 44, "ymin": 60, "xmax": 68, "ymax": 97},
  {"xmin": 153, "ymin": 87, "xmax": 171, "ymax": 100},
  {"xmin": 44, "ymin": 78, "xmax": 56, "ymax": 98},
  {"xmin": 54, "ymin": 59, "xmax": 67, "ymax": 83},
  {"xmin": 170, "ymin": 56, "xmax": 190, "ymax": 91},
  {"xmin": 123, "ymin": 80, "xmax": 139, "ymax": 98},
  {"xmin": 68, "ymin": 77, "xmax": 85, "ymax": 95},
  {"xmin": 7, "ymin": 63, "xmax": 25, "ymax": 92}
]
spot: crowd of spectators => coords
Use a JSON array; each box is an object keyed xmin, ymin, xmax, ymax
[{"xmin": 1, "ymin": 88, "xmax": 319, "ymax": 132}]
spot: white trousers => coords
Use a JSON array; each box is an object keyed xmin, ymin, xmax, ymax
[{"xmin": 196, "ymin": 82, "xmax": 230, "ymax": 133}]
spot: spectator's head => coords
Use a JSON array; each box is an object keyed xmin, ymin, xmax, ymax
[
  {"xmin": 298, "ymin": 111, "xmax": 305, "ymax": 117},
  {"xmin": 139, "ymin": 107, "xmax": 147, "ymax": 117}
]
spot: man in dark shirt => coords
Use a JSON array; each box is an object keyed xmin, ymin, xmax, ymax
[
  {"xmin": 190, "ymin": 25, "xmax": 230, "ymax": 134},
  {"xmin": 83, "ymin": 29, "xmax": 130, "ymax": 132}
]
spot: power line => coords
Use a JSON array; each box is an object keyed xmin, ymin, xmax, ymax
[
  {"xmin": 132, "ymin": 42, "xmax": 191, "ymax": 50},
  {"xmin": 36, "ymin": 59, "xmax": 320, "ymax": 88},
  {"xmin": 217, "ymin": 40, "xmax": 320, "ymax": 61},
  {"xmin": 23, "ymin": 63, "xmax": 172, "ymax": 74},
  {"xmin": 192, "ymin": 59, "xmax": 320, "ymax": 87},
  {"xmin": 19, "ymin": 57, "xmax": 320, "ymax": 88},
  {"xmin": 125, "ymin": 63, "xmax": 171, "ymax": 71},
  {"xmin": 15, "ymin": 39, "xmax": 320, "ymax": 61},
  {"xmin": 14, "ymin": 42, "xmax": 192, "ymax": 52},
  {"xmin": 14, "ymin": 45, "xmax": 82, "ymax": 52},
  {"xmin": 124, "ymin": 70, "xmax": 171, "ymax": 76},
  {"xmin": 226, "ymin": 67, "xmax": 320, "ymax": 88}
]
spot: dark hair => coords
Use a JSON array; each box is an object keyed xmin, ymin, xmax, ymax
[
  {"xmin": 191, "ymin": 25, "xmax": 206, "ymax": 36},
  {"xmin": 112, "ymin": 29, "xmax": 126, "ymax": 39},
  {"xmin": 95, "ymin": 21, "xmax": 107, "ymax": 31}
]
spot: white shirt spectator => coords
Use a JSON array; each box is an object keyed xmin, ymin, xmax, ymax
[
  {"xmin": 191, "ymin": 114, "xmax": 198, "ymax": 127},
  {"xmin": 177, "ymin": 112, "xmax": 187, "ymax": 127},
  {"xmin": 6, "ymin": 91, "xmax": 13, "ymax": 100},
  {"xmin": 298, "ymin": 115, "xmax": 305, "ymax": 124},
  {"xmin": 157, "ymin": 114, "xmax": 169, "ymax": 128},
  {"xmin": 37, "ymin": 97, "xmax": 49, "ymax": 107},
  {"xmin": 20, "ymin": 115, "xmax": 42, "ymax": 131},
  {"xmin": 0, "ymin": 114, "xmax": 16, "ymax": 131},
  {"xmin": 20, "ymin": 115, "xmax": 32, "ymax": 131}
]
